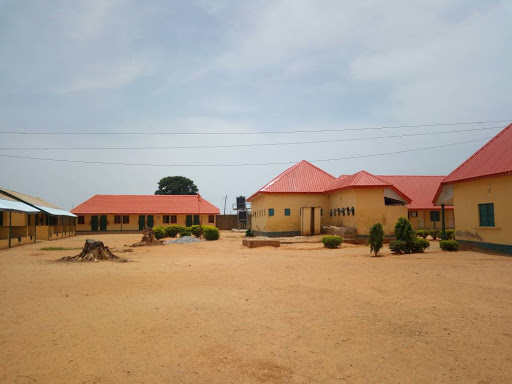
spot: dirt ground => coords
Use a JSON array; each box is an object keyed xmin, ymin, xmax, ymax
[{"xmin": 0, "ymin": 232, "xmax": 511, "ymax": 384}]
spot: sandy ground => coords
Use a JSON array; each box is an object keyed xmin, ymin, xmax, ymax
[{"xmin": 0, "ymin": 232, "xmax": 511, "ymax": 384}]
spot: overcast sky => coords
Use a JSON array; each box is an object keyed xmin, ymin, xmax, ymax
[{"xmin": 1, "ymin": 0, "xmax": 511, "ymax": 212}]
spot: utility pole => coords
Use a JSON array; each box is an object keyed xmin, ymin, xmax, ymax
[{"xmin": 223, "ymin": 195, "xmax": 228, "ymax": 215}]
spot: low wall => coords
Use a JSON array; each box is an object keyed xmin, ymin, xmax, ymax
[
  {"xmin": 216, "ymin": 215, "xmax": 252, "ymax": 230},
  {"xmin": 322, "ymin": 226, "xmax": 358, "ymax": 238}
]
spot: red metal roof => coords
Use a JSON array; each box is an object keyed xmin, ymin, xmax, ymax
[
  {"xmin": 325, "ymin": 170, "xmax": 412, "ymax": 203},
  {"xmin": 71, "ymin": 195, "xmax": 220, "ymax": 215},
  {"xmin": 247, "ymin": 160, "xmax": 336, "ymax": 200},
  {"xmin": 379, "ymin": 175, "xmax": 452, "ymax": 210},
  {"xmin": 442, "ymin": 123, "xmax": 512, "ymax": 184}
]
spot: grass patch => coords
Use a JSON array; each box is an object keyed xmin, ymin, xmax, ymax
[{"xmin": 40, "ymin": 247, "xmax": 82, "ymax": 251}]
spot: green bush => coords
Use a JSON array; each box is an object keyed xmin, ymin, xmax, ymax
[
  {"xmin": 189, "ymin": 225, "xmax": 202, "ymax": 237},
  {"xmin": 415, "ymin": 229, "xmax": 428, "ymax": 239},
  {"xmin": 367, "ymin": 223, "xmax": 384, "ymax": 256},
  {"xmin": 245, "ymin": 228, "xmax": 254, "ymax": 237},
  {"xmin": 445, "ymin": 229, "xmax": 455, "ymax": 240},
  {"xmin": 179, "ymin": 229, "xmax": 192, "ymax": 237},
  {"xmin": 389, "ymin": 240, "xmax": 408, "ymax": 254},
  {"xmin": 395, "ymin": 217, "xmax": 415, "ymax": 244},
  {"xmin": 412, "ymin": 238, "xmax": 430, "ymax": 253},
  {"xmin": 165, "ymin": 225, "xmax": 185, "ymax": 238},
  {"xmin": 203, "ymin": 226, "xmax": 220, "ymax": 241},
  {"xmin": 429, "ymin": 229, "xmax": 440, "ymax": 240},
  {"xmin": 153, "ymin": 226, "xmax": 167, "ymax": 239},
  {"xmin": 322, "ymin": 235, "xmax": 343, "ymax": 249},
  {"xmin": 440, "ymin": 240, "xmax": 459, "ymax": 251}
]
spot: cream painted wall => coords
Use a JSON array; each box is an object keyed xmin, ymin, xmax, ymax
[
  {"xmin": 76, "ymin": 213, "xmax": 216, "ymax": 232},
  {"xmin": 452, "ymin": 175, "xmax": 512, "ymax": 246},
  {"xmin": 408, "ymin": 210, "xmax": 455, "ymax": 230}
]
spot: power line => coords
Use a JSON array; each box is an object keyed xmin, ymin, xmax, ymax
[
  {"xmin": 0, "ymin": 137, "xmax": 491, "ymax": 167},
  {"xmin": 0, "ymin": 126, "xmax": 502, "ymax": 150},
  {"xmin": 0, "ymin": 119, "xmax": 509, "ymax": 136}
]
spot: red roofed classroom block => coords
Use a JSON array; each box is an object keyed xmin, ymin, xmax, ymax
[
  {"xmin": 72, "ymin": 195, "xmax": 220, "ymax": 232},
  {"xmin": 434, "ymin": 123, "xmax": 512, "ymax": 253}
]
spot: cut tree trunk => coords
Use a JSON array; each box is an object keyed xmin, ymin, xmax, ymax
[
  {"xmin": 130, "ymin": 227, "xmax": 163, "ymax": 247},
  {"xmin": 60, "ymin": 239, "xmax": 129, "ymax": 262}
]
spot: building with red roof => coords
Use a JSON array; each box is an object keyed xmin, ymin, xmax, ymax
[
  {"xmin": 248, "ymin": 162, "xmax": 415, "ymax": 237},
  {"xmin": 379, "ymin": 175, "xmax": 454, "ymax": 230},
  {"xmin": 72, "ymin": 195, "xmax": 219, "ymax": 232},
  {"xmin": 434, "ymin": 123, "xmax": 512, "ymax": 253}
]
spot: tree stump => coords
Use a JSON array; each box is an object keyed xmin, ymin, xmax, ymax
[
  {"xmin": 130, "ymin": 227, "xmax": 163, "ymax": 247},
  {"xmin": 60, "ymin": 239, "xmax": 129, "ymax": 262}
]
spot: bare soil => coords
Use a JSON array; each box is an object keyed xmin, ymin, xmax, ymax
[{"xmin": 0, "ymin": 232, "xmax": 511, "ymax": 384}]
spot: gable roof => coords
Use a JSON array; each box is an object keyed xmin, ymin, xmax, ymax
[
  {"xmin": 247, "ymin": 160, "xmax": 336, "ymax": 201},
  {"xmin": 0, "ymin": 187, "xmax": 76, "ymax": 217},
  {"xmin": 379, "ymin": 175, "xmax": 452, "ymax": 210},
  {"xmin": 442, "ymin": 123, "xmax": 512, "ymax": 184},
  {"xmin": 325, "ymin": 170, "xmax": 412, "ymax": 203},
  {"xmin": 71, "ymin": 195, "xmax": 220, "ymax": 215}
]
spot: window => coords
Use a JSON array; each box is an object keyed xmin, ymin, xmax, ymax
[
  {"xmin": 430, "ymin": 211, "xmax": 440, "ymax": 222},
  {"xmin": 268, "ymin": 208, "xmax": 274, "ymax": 216},
  {"xmin": 479, "ymin": 203, "xmax": 495, "ymax": 227},
  {"xmin": 122, "ymin": 215, "xmax": 129, "ymax": 224},
  {"xmin": 163, "ymin": 215, "xmax": 170, "ymax": 224},
  {"xmin": 410, "ymin": 211, "xmax": 417, "ymax": 218},
  {"xmin": 284, "ymin": 208, "xmax": 290, "ymax": 216},
  {"xmin": 114, "ymin": 215, "xmax": 121, "ymax": 224},
  {"xmin": 78, "ymin": 216, "xmax": 85, "ymax": 224},
  {"xmin": 171, "ymin": 215, "xmax": 177, "ymax": 223},
  {"xmin": 208, "ymin": 215, "xmax": 215, "ymax": 223}
]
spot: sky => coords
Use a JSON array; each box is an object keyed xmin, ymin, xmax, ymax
[{"xmin": 0, "ymin": 0, "xmax": 511, "ymax": 212}]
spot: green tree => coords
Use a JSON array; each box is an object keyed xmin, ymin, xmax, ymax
[
  {"xmin": 367, "ymin": 223, "xmax": 384, "ymax": 256},
  {"xmin": 155, "ymin": 176, "xmax": 199, "ymax": 195},
  {"xmin": 394, "ymin": 217, "xmax": 415, "ymax": 253}
]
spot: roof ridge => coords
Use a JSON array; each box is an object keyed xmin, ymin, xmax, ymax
[{"xmin": 443, "ymin": 123, "xmax": 512, "ymax": 182}]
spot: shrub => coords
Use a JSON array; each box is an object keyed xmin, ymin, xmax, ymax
[
  {"xmin": 395, "ymin": 217, "xmax": 415, "ymax": 244},
  {"xmin": 429, "ymin": 230, "xmax": 440, "ymax": 240},
  {"xmin": 165, "ymin": 225, "xmax": 185, "ymax": 238},
  {"xmin": 416, "ymin": 229, "xmax": 428, "ymax": 239},
  {"xmin": 445, "ymin": 229, "xmax": 455, "ymax": 240},
  {"xmin": 440, "ymin": 240, "xmax": 459, "ymax": 251},
  {"xmin": 412, "ymin": 238, "xmax": 430, "ymax": 253},
  {"xmin": 389, "ymin": 240, "xmax": 408, "ymax": 254},
  {"xmin": 245, "ymin": 228, "xmax": 254, "ymax": 237},
  {"xmin": 153, "ymin": 226, "xmax": 167, "ymax": 239},
  {"xmin": 179, "ymin": 229, "xmax": 192, "ymax": 237},
  {"xmin": 203, "ymin": 226, "xmax": 220, "ymax": 241},
  {"xmin": 367, "ymin": 223, "xmax": 384, "ymax": 256},
  {"xmin": 189, "ymin": 225, "xmax": 202, "ymax": 237},
  {"xmin": 322, "ymin": 235, "xmax": 343, "ymax": 249}
]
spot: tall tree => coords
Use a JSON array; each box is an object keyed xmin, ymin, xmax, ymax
[{"xmin": 155, "ymin": 176, "xmax": 199, "ymax": 195}]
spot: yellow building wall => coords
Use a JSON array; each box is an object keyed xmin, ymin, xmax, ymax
[
  {"xmin": 76, "ymin": 214, "xmax": 216, "ymax": 232},
  {"xmin": 408, "ymin": 210, "xmax": 455, "ymax": 230},
  {"xmin": 328, "ymin": 188, "xmax": 407, "ymax": 235},
  {"xmin": 452, "ymin": 175, "xmax": 512, "ymax": 247},
  {"xmin": 250, "ymin": 193, "xmax": 329, "ymax": 235}
]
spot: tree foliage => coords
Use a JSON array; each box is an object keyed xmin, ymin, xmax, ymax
[
  {"xmin": 155, "ymin": 176, "xmax": 198, "ymax": 195},
  {"xmin": 367, "ymin": 223, "xmax": 384, "ymax": 256}
]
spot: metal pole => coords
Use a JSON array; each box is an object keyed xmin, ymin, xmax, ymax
[
  {"xmin": 8, "ymin": 211, "xmax": 12, "ymax": 248},
  {"xmin": 441, "ymin": 204, "xmax": 446, "ymax": 240},
  {"xmin": 34, "ymin": 213, "xmax": 37, "ymax": 243},
  {"xmin": 223, "ymin": 195, "xmax": 227, "ymax": 215}
]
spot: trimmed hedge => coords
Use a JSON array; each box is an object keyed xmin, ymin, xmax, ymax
[
  {"xmin": 165, "ymin": 225, "xmax": 185, "ymax": 238},
  {"xmin": 189, "ymin": 225, "xmax": 202, "ymax": 237},
  {"xmin": 440, "ymin": 239, "xmax": 459, "ymax": 251},
  {"xmin": 389, "ymin": 238, "xmax": 430, "ymax": 254},
  {"xmin": 322, "ymin": 235, "xmax": 343, "ymax": 249},
  {"xmin": 179, "ymin": 229, "xmax": 192, "ymax": 237},
  {"xmin": 445, "ymin": 229, "xmax": 455, "ymax": 240},
  {"xmin": 429, "ymin": 229, "xmax": 440, "ymax": 240},
  {"xmin": 203, "ymin": 226, "xmax": 220, "ymax": 241},
  {"xmin": 415, "ymin": 229, "xmax": 428, "ymax": 239},
  {"xmin": 153, "ymin": 226, "xmax": 167, "ymax": 239}
]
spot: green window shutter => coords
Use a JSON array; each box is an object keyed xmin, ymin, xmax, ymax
[
  {"xmin": 193, "ymin": 215, "xmax": 200, "ymax": 225},
  {"xmin": 479, "ymin": 203, "xmax": 494, "ymax": 227},
  {"xmin": 430, "ymin": 211, "xmax": 440, "ymax": 221},
  {"xmin": 147, "ymin": 215, "xmax": 154, "ymax": 228},
  {"xmin": 0, "ymin": 213, "xmax": 3, "ymax": 226},
  {"xmin": 186, "ymin": 215, "xmax": 193, "ymax": 227},
  {"xmin": 284, "ymin": 209, "xmax": 291, "ymax": 216},
  {"xmin": 268, "ymin": 209, "xmax": 274, "ymax": 217}
]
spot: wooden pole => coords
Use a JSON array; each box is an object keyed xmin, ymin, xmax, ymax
[
  {"xmin": 441, "ymin": 204, "xmax": 446, "ymax": 240},
  {"xmin": 8, "ymin": 211, "xmax": 12, "ymax": 248}
]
